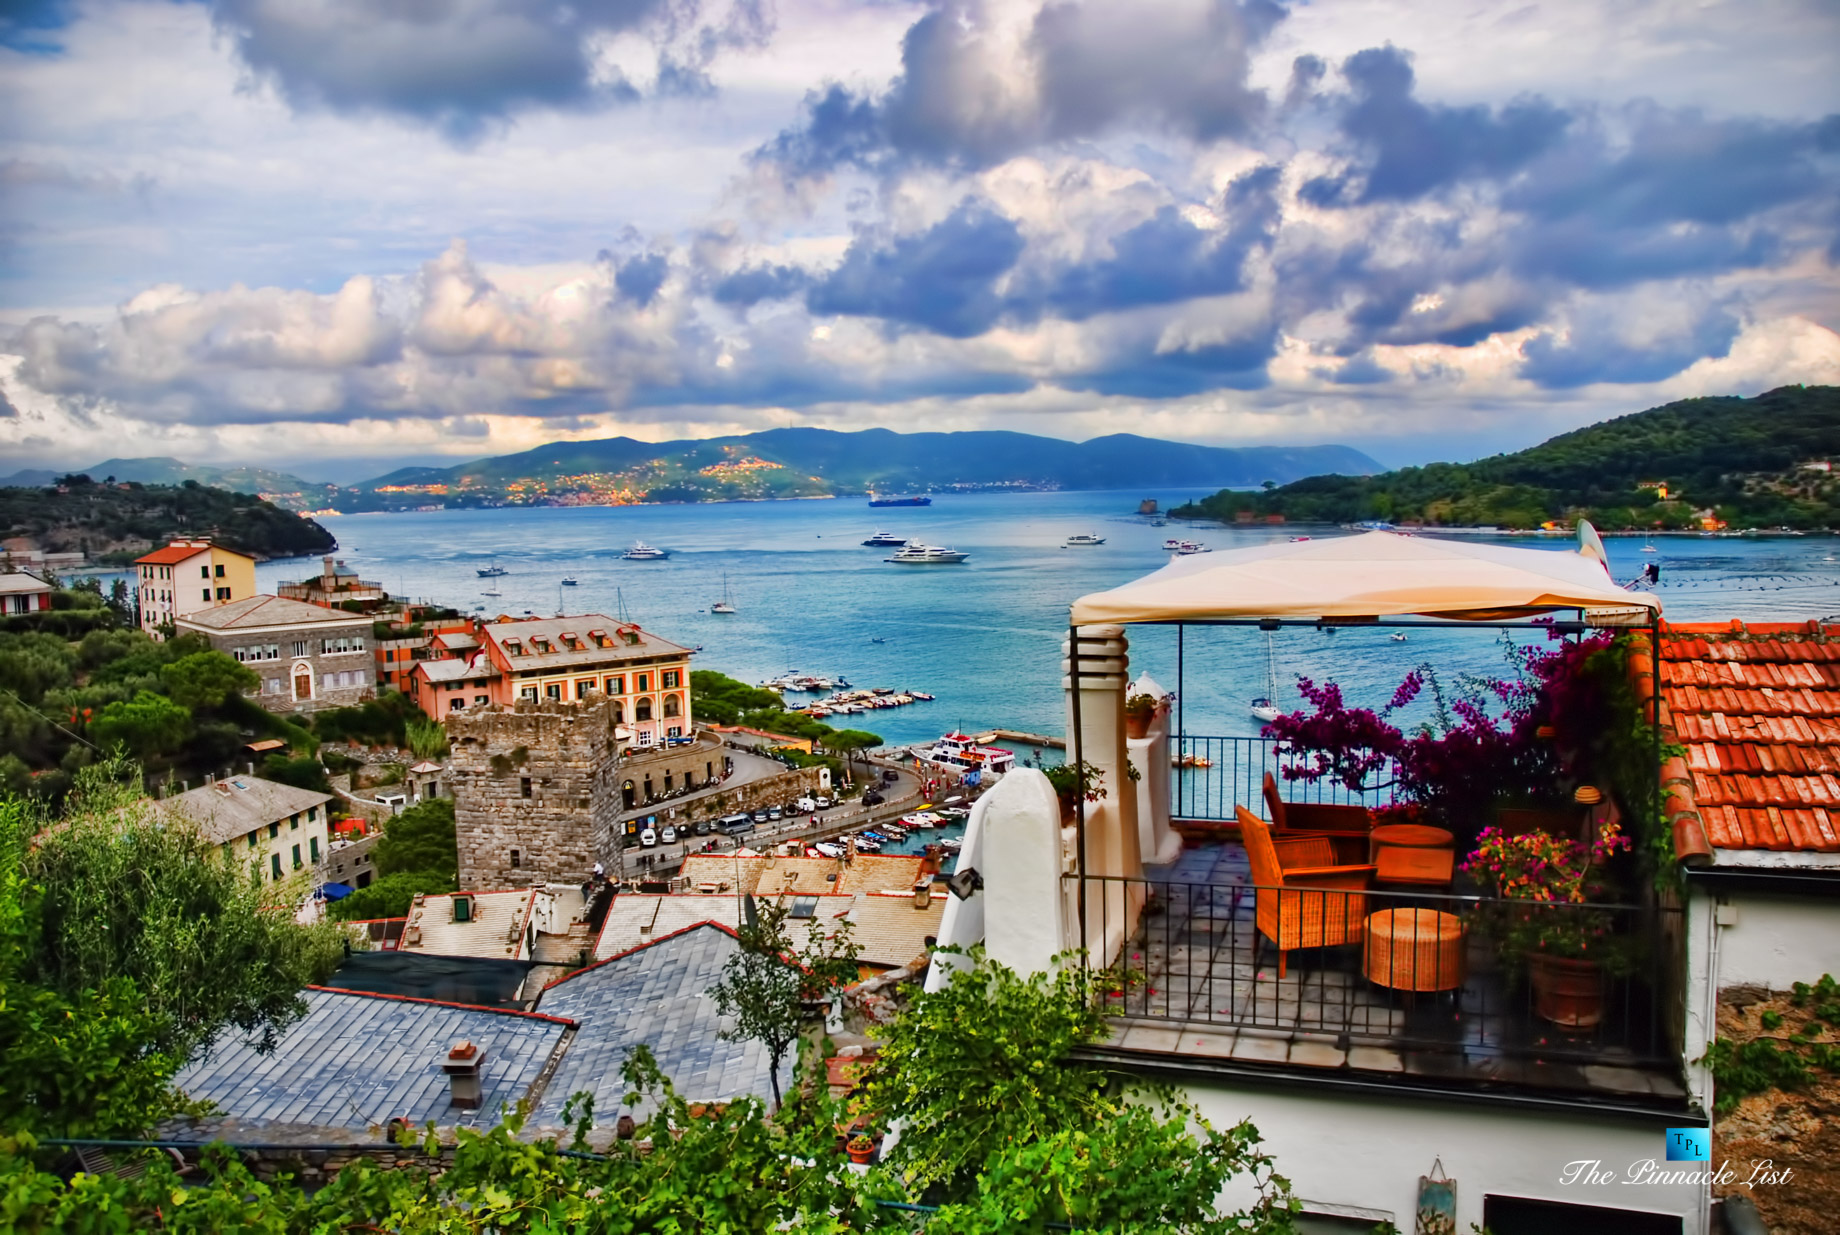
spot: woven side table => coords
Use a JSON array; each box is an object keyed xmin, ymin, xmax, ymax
[{"xmin": 1363, "ymin": 908, "xmax": 1467, "ymax": 993}]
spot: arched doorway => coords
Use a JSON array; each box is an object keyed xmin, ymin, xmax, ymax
[{"xmin": 622, "ymin": 779, "xmax": 636, "ymax": 809}]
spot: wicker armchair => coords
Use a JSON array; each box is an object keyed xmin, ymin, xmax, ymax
[
  {"xmin": 1238, "ymin": 806, "xmax": 1375, "ymax": 978},
  {"xmin": 1263, "ymin": 772, "xmax": 1375, "ymax": 864}
]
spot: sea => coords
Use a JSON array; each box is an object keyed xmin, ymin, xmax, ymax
[{"xmin": 250, "ymin": 491, "xmax": 1840, "ymax": 754}]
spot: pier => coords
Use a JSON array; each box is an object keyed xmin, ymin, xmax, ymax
[{"xmin": 972, "ymin": 729, "xmax": 1065, "ymax": 749}]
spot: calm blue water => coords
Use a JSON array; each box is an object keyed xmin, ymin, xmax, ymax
[{"xmin": 254, "ymin": 493, "xmax": 1840, "ymax": 747}]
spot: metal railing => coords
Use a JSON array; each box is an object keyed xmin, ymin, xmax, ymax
[
  {"xmin": 1071, "ymin": 872, "xmax": 1680, "ymax": 1070},
  {"xmin": 1170, "ymin": 734, "xmax": 1397, "ymax": 822}
]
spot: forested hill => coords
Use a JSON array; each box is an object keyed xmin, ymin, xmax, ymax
[
  {"xmin": 0, "ymin": 475, "xmax": 337, "ymax": 564},
  {"xmin": 346, "ymin": 427, "xmax": 1381, "ymax": 510},
  {"xmin": 1172, "ymin": 385, "xmax": 1840, "ymax": 530}
]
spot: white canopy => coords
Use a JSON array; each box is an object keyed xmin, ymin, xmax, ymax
[{"xmin": 1070, "ymin": 531, "xmax": 1660, "ymax": 625}]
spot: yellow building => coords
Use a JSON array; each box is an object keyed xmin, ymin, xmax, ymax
[
  {"xmin": 153, "ymin": 775, "xmax": 333, "ymax": 887},
  {"xmin": 134, "ymin": 538, "xmax": 258, "ymax": 638}
]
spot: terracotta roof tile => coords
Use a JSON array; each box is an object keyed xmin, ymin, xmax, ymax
[{"xmin": 1659, "ymin": 622, "xmax": 1840, "ymax": 854}]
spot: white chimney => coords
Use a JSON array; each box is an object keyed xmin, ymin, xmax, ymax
[
  {"xmin": 443, "ymin": 1040, "xmax": 486, "ymax": 1108},
  {"xmin": 913, "ymin": 880, "xmax": 933, "ymax": 909}
]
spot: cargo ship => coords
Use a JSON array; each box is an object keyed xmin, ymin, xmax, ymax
[{"xmin": 868, "ymin": 494, "xmax": 933, "ymax": 507}]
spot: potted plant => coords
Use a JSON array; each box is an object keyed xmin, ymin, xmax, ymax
[
  {"xmin": 846, "ymin": 1133, "xmax": 877, "ymax": 1165},
  {"xmin": 1462, "ymin": 819, "xmax": 1635, "ymax": 1028},
  {"xmin": 1124, "ymin": 693, "xmax": 1160, "ymax": 739},
  {"xmin": 1043, "ymin": 760, "xmax": 1106, "ymax": 824}
]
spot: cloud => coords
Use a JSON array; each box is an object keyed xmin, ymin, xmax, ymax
[
  {"xmin": 211, "ymin": 0, "xmax": 776, "ymax": 139},
  {"xmin": 1518, "ymin": 293, "xmax": 1743, "ymax": 389},
  {"xmin": 807, "ymin": 199, "xmax": 1025, "ymax": 337},
  {"xmin": 756, "ymin": 0, "xmax": 1285, "ymax": 177}
]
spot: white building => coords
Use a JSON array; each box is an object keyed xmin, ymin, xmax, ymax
[{"xmin": 155, "ymin": 775, "xmax": 333, "ymax": 886}]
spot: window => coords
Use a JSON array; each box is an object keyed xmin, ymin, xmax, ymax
[
  {"xmin": 292, "ymin": 844, "xmax": 302, "ymax": 870},
  {"xmin": 270, "ymin": 853, "xmax": 282, "ymax": 880},
  {"xmin": 449, "ymin": 697, "xmax": 464, "ymax": 712},
  {"xmin": 307, "ymin": 806, "xmax": 317, "ymax": 822},
  {"xmin": 662, "ymin": 669, "xmax": 680, "ymax": 689},
  {"xmin": 521, "ymin": 777, "xmax": 532, "ymax": 799},
  {"xmin": 201, "ymin": 565, "xmax": 210, "ymax": 579},
  {"xmin": 520, "ymin": 686, "xmax": 537, "ymax": 701},
  {"xmin": 265, "ymin": 677, "xmax": 281, "ymax": 694},
  {"xmin": 605, "ymin": 675, "xmax": 624, "ymax": 694},
  {"xmin": 290, "ymin": 813, "xmax": 299, "ymax": 830},
  {"xmin": 475, "ymin": 694, "xmax": 489, "ymax": 706},
  {"xmin": 292, "ymin": 641, "xmax": 307, "ymax": 657},
  {"xmin": 214, "ymin": 564, "xmax": 225, "ymax": 578},
  {"xmin": 635, "ymin": 697, "xmax": 653, "ymax": 721},
  {"xmin": 546, "ymin": 683, "xmax": 563, "ymax": 700},
  {"xmin": 510, "ymin": 848, "xmax": 520, "ymax": 868},
  {"xmin": 635, "ymin": 672, "xmax": 650, "ymax": 693},
  {"xmin": 309, "ymin": 836, "xmax": 319, "ymax": 862},
  {"xmin": 611, "ymin": 699, "xmax": 624, "ymax": 723},
  {"xmin": 576, "ymin": 679, "xmax": 595, "ymax": 699},
  {"xmin": 667, "ymin": 725, "xmax": 682, "ymax": 738},
  {"xmin": 214, "ymin": 586, "xmax": 228, "ymax": 599},
  {"xmin": 247, "ymin": 830, "xmax": 258, "ymax": 849},
  {"xmin": 663, "ymin": 694, "xmax": 681, "ymax": 718},
  {"xmin": 202, "ymin": 588, "xmax": 212, "ymax": 602},
  {"xmin": 268, "ymin": 822, "xmax": 279, "ymax": 839}
]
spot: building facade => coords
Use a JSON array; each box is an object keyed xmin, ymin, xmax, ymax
[
  {"xmin": 0, "ymin": 570, "xmax": 53, "ymax": 615},
  {"xmin": 277, "ymin": 555, "xmax": 387, "ymax": 609},
  {"xmin": 471, "ymin": 617, "xmax": 694, "ymax": 747},
  {"xmin": 177, "ymin": 594, "xmax": 375, "ymax": 714},
  {"xmin": 134, "ymin": 539, "xmax": 257, "ymax": 637},
  {"xmin": 409, "ymin": 654, "xmax": 502, "ymax": 717},
  {"xmin": 154, "ymin": 776, "xmax": 332, "ymax": 886}
]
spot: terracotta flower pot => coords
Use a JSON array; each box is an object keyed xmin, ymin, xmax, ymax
[
  {"xmin": 846, "ymin": 1142, "xmax": 876, "ymax": 1165},
  {"xmin": 1124, "ymin": 712, "xmax": 1152, "ymax": 740},
  {"xmin": 1529, "ymin": 952, "xmax": 1604, "ymax": 1028}
]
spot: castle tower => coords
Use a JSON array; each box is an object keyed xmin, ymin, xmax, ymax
[{"xmin": 447, "ymin": 698, "xmax": 621, "ymax": 887}]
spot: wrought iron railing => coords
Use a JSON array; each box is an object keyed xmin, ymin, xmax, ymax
[
  {"xmin": 1170, "ymin": 734, "xmax": 1397, "ymax": 822},
  {"xmin": 1069, "ymin": 872, "xmax": 1681, "ymax": 1070}
]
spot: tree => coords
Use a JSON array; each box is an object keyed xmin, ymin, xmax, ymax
[
  {"xmin": 88, "ymin": 690, "xmax": 191, "ymax": 760},
  {"xmin": 869, "ymin": 947, "xmax": 1296, "ymax": 1231},
  {"xmin": 406, "ymin": 715, "xmax": 450, "ymax": 759},
  {"xmin": 374, "ymin": 797, "xmax": 457, "ymax": 879},
  {"xmin": 707, "ymin": 899, "xmax": 860, "ymax": 1110},
  {"xmin": 326, "ymin": 870, "xmax": 456, "ymax": 921},
  {"xmin": 159, "ymin": 650, "xmax": 257, "ymax": 710},
  {"xmin": 821, "ymin": 727, "xmax": 882, "ymax": 784}
]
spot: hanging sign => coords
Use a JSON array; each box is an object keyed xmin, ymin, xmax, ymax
[{"xmin": 1415, "ymin": 1157, "xmax": 1456, "ymax": 1235}]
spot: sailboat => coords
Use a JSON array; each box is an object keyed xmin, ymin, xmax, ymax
[
  {"xmin": 1641, "ymin": 538, "xmax": 1658, "ymax": 553},
  {"xmin": 711, "ymin": 575, "xmax": 737, "ymax": 615},
  {"xmin": 1250, "ymin": 631, "xmax": 1282, "ymax": 722}
]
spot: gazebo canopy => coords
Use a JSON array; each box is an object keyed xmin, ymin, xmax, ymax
[{"xmin": 1070, "ymin": 531, "xmax": 1660, "ymax": 626}]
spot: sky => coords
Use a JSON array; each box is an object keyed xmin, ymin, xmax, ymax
[{"xmin": 1, "ymin": 0, "xmax": 1837, "ymax": 482}]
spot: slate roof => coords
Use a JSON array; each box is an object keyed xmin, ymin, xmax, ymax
[
  {"xmin": 174, "ymin": 988, "xmax": 571, "ymax": 1129},
  {"xmin": 178, "ymin": 593, "xmax": 370, "ymax": 631},
  {"xmin": 0, "ymin": 571, "xmax": 51, "ymax": 595},
  {"xmin": 1660, "ymin": 621, "xmax": 1840, "ymax": 854},
  {"xmin": 483, "ymin": 616, "xmax": 691, "ymax": 673},
  {"xmin": 153, "ymin": 776, "xmax": 332, "ymax": 845},
  {"xmin": 590, "ymin": 892, "xmax": 844, "ymax": 960},
  {"xmin": 678, "ymin": 852, "xmax": 926, "ymax": 898},
  {"xmin": 846, "ymin": 890, "xmax": 944, "ymax": 969},
  {"xmin": 416, "ymin": 656, "xmax": 500, "ymax": 684},
  {"xmin": 534, "ymin": 923, "xmax": 789, "ymax": 1121}
]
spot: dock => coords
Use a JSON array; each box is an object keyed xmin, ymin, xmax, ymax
[{"xmin": 973, "ymin": 729, "xmax": 1065, "ymax": 749}]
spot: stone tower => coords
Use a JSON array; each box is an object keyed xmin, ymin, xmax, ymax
[{"xmin": 447, "ymin": 698, "xmax": 621, "ymax": 888}]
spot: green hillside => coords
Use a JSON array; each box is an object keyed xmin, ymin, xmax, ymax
[
  {"xmin": 348, "ymin": 426, "xmax": 1380, "ymax": 510},
  {"xmin": 1173, "ymin": 386, "xmax": 1840, "ymax": 530},
  {"xmin": 0, "ymin": 475, "xmax": 338, "ymax": 564}
]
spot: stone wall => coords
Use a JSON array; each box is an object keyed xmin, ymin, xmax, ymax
[
  {"xmin": 614, "ymin": 735, "xmax": 727, "ymax": 810},
  {"xmin": 625, "ymin": 766, "xmax": 825, "ymax": 839},
  {"xmin": 448, "ymin": 699, "xmax": 620, "ymax": 887}
]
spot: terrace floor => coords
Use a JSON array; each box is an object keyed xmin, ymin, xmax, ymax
[{"xmin": 1093, "ymin": 841, "xmax": 1689, "ymax": 1104}]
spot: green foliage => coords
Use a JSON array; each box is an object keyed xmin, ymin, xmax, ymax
[
  {"xmin": 707, "ymin": 899, "xmax": 860, "ymax": 1110},
  {"xmin": 157, "ymin": 650, "xmax": 257, "ymax": 710},
  {"xmin": 871, "ymin": 947, "xmax": 1295, "ymax": 1229},
  {"xmin": 1176, "ymin": 384, "xmax": 1840, "ymax": 529},
  {"xmin": 373, "ymin": 798, "xmax": 457, "ymax": 880},
  {"xmin": 405, "ymin": 716, "xmax": 450, "ymax": 759},
  {"xmin": 1700, "ymin": 974, "xmax": 1840, "ymax": 1114},
  {"xmin": 326, "ymin": 871, "xmax": 457, "ymax": 921},
  {"xmin": 16, "ymin": 758, "xmax": 344, "ymax": 1062},
  {"xmin": 88, "ymin": 691, "xmax": 192, "ymax": 760},
  {"xmin": 310, "ymin": 691, "xmax": 418, "ymax": 747},
  {"xmin": 691, "ymin": 669, "xmax": 784, "ymax": 726},
  {"xmin": 1044, "ymin": 760, "xmax": 1108, "ymax": 811},
  {"xmin": 0, "ymin": 477, "xmax": 335, "ymax": 564},
  {"xmin": 258, "ymin": 753, "xmax": 332, "ymax": 795}
]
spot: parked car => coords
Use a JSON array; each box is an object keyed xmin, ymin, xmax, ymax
[
  {"xmin": 882, "ymin": 769, "xmax": 899, "ymax": 784},
  {"xmin": 752, "ymin": 810, "xmax": 770, "ymax": 824},
  {"xmin": 660, "ymin": 825, "xmax": 677, "ymax": 844},
  {"xmin": 794, "ymin": 797, "xmax": 817, "ymax": 813},
  {"xmin": 861, "ymin": 790, "xmax": 885, "ymax": 807},
  {"xmin": 693, "ymin": 819, "xmax": 712, "ymax": 836},
  {"xmin": 768, "ymin": 806, "xmax": 782, "ymax": 820},
  {"xmin": 814, "ymin": 796, "xmax": 832, "ymax": 809},
  {"xmin": 640, "ymin": 828, "xmax": 658, "ymax": 847},
  {"xmin": 718, "ymin": 813, "xmax": 753, "ymax": 836}
]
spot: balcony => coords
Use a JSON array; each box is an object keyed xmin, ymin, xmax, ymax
[{"xmin": 1065, "ymin": 735, "xmax": 1688, "ymax": 1106}]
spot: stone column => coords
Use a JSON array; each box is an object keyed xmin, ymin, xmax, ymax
[
  {"xmin": 1061, "ymin": 624, "xmax": 1144, "ymax": 967},
  {"xmin": 1126, "ymin": 672, "xmax": 1182, "ymax": 866}
]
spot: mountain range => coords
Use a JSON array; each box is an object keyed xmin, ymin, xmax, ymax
[{"xmin": 6, "ymin": 429, "xmax": 1382, "ymax": 513}]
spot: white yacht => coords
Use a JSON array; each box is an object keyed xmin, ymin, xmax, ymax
[
  {"xmin": 1175, "ymin": 540, "xmax": 1209, "ymax": 555},
  {"xmin": 1162, "ymin": 538, "xmax": 1185, "ymax": 551},
  {"xmin": 1064, "ymin": 532, "xmax": 1106, "ymax": 546},
  {"xmin": 862, "ymin": 530, "xmax": 908, "ymax": 547},
  {"xmin": 886, "ymin": 542, "xmax": 969, "ymax": 564},
  {"xmin": 560, "ymin": 575, "xmax": 578, "ymax": 586},
  {"xmin": 622, "ymin": 542, "xmax": 669, "ymax": 560},
  {"xmin": 711, "ymin": 574, "xmax": 737, "ymax": 614}
]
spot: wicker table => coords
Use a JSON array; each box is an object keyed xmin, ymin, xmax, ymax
[{"xmin": 1362, "ymin": 908, "xmax": 1467, "ymax": 993}]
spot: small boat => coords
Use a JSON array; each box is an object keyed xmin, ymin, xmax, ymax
[
  {"xmin": 1175, "ymin": 540, "xmax": 1208, "ymax": 554},
  {"xmin": 1174, "ymin": 753, "xmax": 1213, "ymax": 769},
  {"xmin": 1391, "ymin": 632, "xmax": 1409, "ymax": 643},
  {"xmin": 623, "ymin": 542, "xmax": 669, "ymax": 560},
  {"xmin": 482, "ymin": 587, "xmax": 502, "ymax": 597},
  {"xmin": 1250, "ymin": 631, "xmax": 1281, "ymax": 721},
  {"xmin": 560, "ymin": 575, "xmax": 578, "ymax": 586},
  {"xmin": 1151, "ymin": 519, "xmax": 1167, "ymax": 527},
  {"xmin": 1064, "ymin": 532, "xmax": 1106, "ymax": 547},
  {"xmin": 476, "ymin": 560, "xmax": 508, "ymax": 578},
  {"xmin": 1162, "ymin": 538, "xmax": 1184, "ymax": 551},
  {"xmin": 870, "ymin": 636, "xmax": 886, "ymax": 644},
  {"xmin": 862, "ymin": 530, "xmax": 908, "ymax": 547},
  {"xmin": 886, "ymin": 543, "xmax": 970, "ymax": 564},
  {"xmin": 711, "ymin": 574, "xmax": 737, "ymax": 614}
]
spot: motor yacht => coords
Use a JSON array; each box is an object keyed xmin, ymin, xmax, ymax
[
  {"xmin": 622, "ymin": 542, "xmax": 669, "ymax": 560},
  {"xmin": 862, "ymin": 530, "xmax": 908, "ymax": 547},
  {"xmin": 1175, "ymin": 540, "xmax": 1209, "ymax": 554},
  {"xmin": 1064, "ymin": 532, "xmax": 1106, "ymax": 546},
  {"xmin": 1162, "ymin": 538, "xmax": 1185, "ymax": 550},
  {"xmin": 476, "ymin": 560, "xmax": 508, "ymax": 577},
  {"xmin": 886, "ymin": 542, "xmax": 969, "ymax": 564},
  {"xmin": 560, "ymin": 575, "xmax": 578, "ymax": 586}
]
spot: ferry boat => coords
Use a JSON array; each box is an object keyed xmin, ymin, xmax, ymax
[
  {"xmin": 1064, "ymin": 533, "xmax": 1106, "ymax": 546},
  {"xmin": 886, "ymin": 543, "xmax": 969, "ymax": 564},
  {"xmin": 476, "ymin": 560, "xmax": 508, "ymax": 577},
  {"xmin": 622, "ymin": 542, "xmax": 669, "ymax": 560},
  {"xmin": 862, "ymin": 530, "xmax": 908, "ymax": 546},
  {"xmin": 868, "ymin": 494, "xmax": 933, "ymax": 507},
  {"xmin": 922, "ymin": 731, "xmax": 1015, "ymax": 775}
]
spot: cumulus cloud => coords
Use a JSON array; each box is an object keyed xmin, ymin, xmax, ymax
[{"xmin": 212, "ymin": 0, "xmax": 776, "ymax": 138}]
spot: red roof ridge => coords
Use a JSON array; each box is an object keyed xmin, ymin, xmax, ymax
[{"xmin": 304, "ymin": 984, "xmax": 577, "ymax": 1025}]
